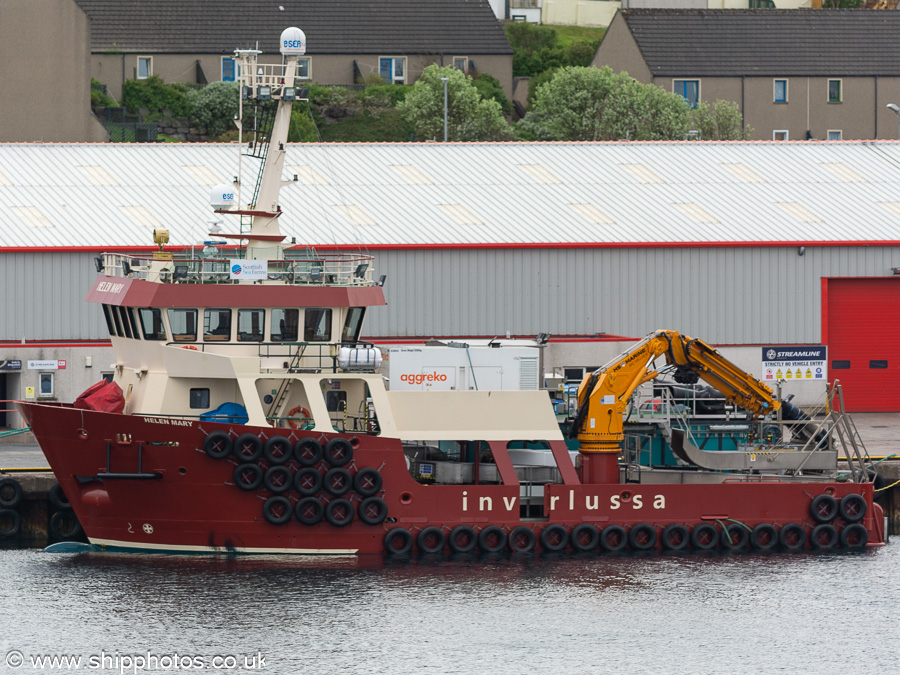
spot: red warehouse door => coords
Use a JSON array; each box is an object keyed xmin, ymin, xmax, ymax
[{"xmin": 825, "ymin": 278, "xmax": 900, "ymax": 412}]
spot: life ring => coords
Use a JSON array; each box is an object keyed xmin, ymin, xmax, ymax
[
  {"xmin": 810, "ymin": 494, "xmax": 838, "ymax": 523},
  {"xmin": 353, "ymin": 467, "xmax": 383, "ymax": 497},
  {"xmin": 203, "ymin": 431, "xmax": 232, "ymax": 460},
  {"xmin": 0, "ymin": 509, "xmax": 22, "ymax": 538},
  {"xmin": 295, "ymin": 497, "xmax": 324, "ymax": 525},
  {"xmin": 48, "ymin": 482, "xmax": 72, "ymax": 511},
  {"xmin": 539, "ymin": 524, "xmax": 569, "ymax": 552},
  {"xmin": 358, "ymin": 497, "xmax": 388, "ymax": 526},
  {"xmin": 263, "ymin": 436, "xmax": 292, "ymax": 465},
  {"xmin": 690, "ymin": 523, "xmax": 719, "ymax": 551},
  {"xmin": 0, "ymin": 478, "xmax": 24, "ymax": 509},
  {"xmin": 324, "ymin": 438, "xmax": 354, "ymax": 467},
  {"xmin": 838, "ymin": 494, "xmax": 867, "ymax": 523},
  {"xmin": 323, "ymin": 468, "xmax": 353, "ymax": 497},
  {"xmin": 233, "ymin": 463, "xmax": 263, "ymax": 491},
  {"xmin": 293, "ymin": 468, "xmax": 323, "ymax": 497},
  {"xmin": 262, "ymin": 496, "xmax": 292, "ymax": 525},
  {"xmin": 287, "ymin": 406, "xmax": 313, "ymax": 430},
  {"xmin": 417, "ymin": 526, "xmax": 447, "ymax": 554},
  {"xmin": 570, "ymin": 523, "xmax": 600, "ymax": 552},
  {"xmin": 263, "ymin": 466, "xmax": 293, "ymax": 494},
  {"xmin": 599, "ymin": 524, "xmax": 628, "ymax": 552},
  {"xmin": 839, "ymin": 523, "xmax": 868, "ymax": 549},
  {"xmin": 448, "ymin": 525, "xmax": 477, "ymax": 554},
  {"xmin": 384, "ymin": 527, "xmax": 414, "ymax": 555},
  {"xmin": 294, "ymin": 438, "xmax": 323, "ymax": 466},
  {"xmin": 182, "ymin": 345, "xmax": 199, "ymax": 350},
  {"xmin": 810, "ymin": 523, "xmax": 838, "ymax": 550},
  {"xmin": 749, "ymin": 523, "xmax": 778, "ymax": 551},
  {"xmin": 629, "ymin": 523, "xmax": 658, "ymax": 551},
  {"xmin": 478, "ymin": 525, "xmax": 507, "ymax": 553},
  {"xmin": 325, "ymin": 498, "xmax": 354, "ymax": 527},
  {"xmin": 232, "ymin": 433, "xmax": 262, "ymax": 462},
  {"xmin": 508, "ymin": 526, "xmax": 536, "ymax": 553},
  {"xmin": 720, "ymin": 523, "xmax": 749, "ymax": 550},
  {"xmin": 661, "ymin": 524, "xmax": 690, "ymax": 551},
  {"xmin": 49, "ymin": 510, "xmax": 83, "ymax": 540},
  {"xmin": 778, "ymin": 523, "xmax": 806, "ymax": 551}
]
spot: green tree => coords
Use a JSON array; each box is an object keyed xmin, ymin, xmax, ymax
[
  {"xmin": 505, "ymin": 22, "xmax": 558, "ymax": 53},
  {"xmin": 472, "ymin": 74, "xmax": 513, "ymax": 117},
  {"xmin": 517, "ymin": 66, "xmax": 692, "ymax": 141},
  {"xmin": 689, "ymin": 100, "xmax": 752, "ymax": 141},
  {"xmin": 191, "ymin": 82, "xmax": 239, "ymax": 137},
  {"xmin": 123, "ymin": 76, "xmax": 197, "ymax": 117},
  {"xmin": 398, "ymin": 65, "xmax": 513, "ymax": 141}
]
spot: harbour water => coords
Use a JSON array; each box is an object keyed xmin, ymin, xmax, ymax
[{"xmin": 1, "ymin": 544, "xmax": 897, "ymax": 674}]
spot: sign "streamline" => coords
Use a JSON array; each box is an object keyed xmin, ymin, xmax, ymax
[{"xmin": 761, "ymin": 346, "xmax": 827, "ymax": 382}]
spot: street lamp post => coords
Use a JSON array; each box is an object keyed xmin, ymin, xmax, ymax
[
  {"xmin": 887, "ymin": 103, "xmax": 900, "ymax": 139},
  {"xmin": 439, "ymin": 77, "xmax": 449, "ymax": 142}
]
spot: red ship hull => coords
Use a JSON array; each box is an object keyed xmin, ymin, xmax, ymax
[{"xmin": 18, "ymin": 401, "xmax": 885, "ymax": 555}]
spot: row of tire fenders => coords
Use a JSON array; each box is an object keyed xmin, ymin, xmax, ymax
[
  {"xmin": 384, "ymin": 492, "xmax": 870, "ymax": 556},
  {"xmin": 202, "ymin": 430, "xmax": 389, "ymax": 528},
  {"xmin": 0, "ymin": 477, "xmax": 82, "ymax": 540}
]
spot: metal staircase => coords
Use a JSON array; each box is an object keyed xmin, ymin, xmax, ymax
[{"xmin": 265, "ymin": 344, "xmax": 307, "ymax": 422}]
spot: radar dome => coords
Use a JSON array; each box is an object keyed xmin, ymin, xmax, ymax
[
  {"xmin": 280, "ymin": 27, "xmax": 306, "ymax": 55},
  {"xmin": 210, "ymin": 184, "xmax": 235, "ymax": 210}
]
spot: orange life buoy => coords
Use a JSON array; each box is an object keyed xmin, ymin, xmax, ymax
[
  {"xmin": 182, "ymin": 345, "xmax": 199, "ymax": 351},
  {"xmin": 287, "ymin": 406, "xmax": 312, "ymax": 429}
]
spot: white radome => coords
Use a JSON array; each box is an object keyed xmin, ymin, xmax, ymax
[{"xmin": 280, "ymin": 26, "xmax": 306, "ymax": 55}]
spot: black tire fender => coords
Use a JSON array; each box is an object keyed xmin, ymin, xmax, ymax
[
  {"xmin": 353, "ymin": 467, "xmax": 383, "ymax": 497},
  {"xmin": 262, "ymin": 496, "xmax": 292, "ymax": 525},
  {"xmin": 539, "ymin": 523, "xmax": 569, "ymax": 552},
  {"xmin": 263, "ymin": 436, "xmax": 292, "ymax": 465},
  {"xmin": 263, "ymin": 466, "xmax": 293, "ymax": 494},
  {"xmin": 293, "ymin": 468, "xmax": 323, "ymax": 497},
  {"xmin": 232, "ymin": 433, "xmax": 263, "ymax": 462},
  {"xmin": 509, "ymin": 526, "xmax": 537, "ymax": 553},
  {"xmin": 325, "ymin": 498, "xmax": 354, "ymax": 527},
  {"xmin": 810, "ymin": 494, "xmax": 838, "ymax": 524},
  {"xmin": 323, "ymin": 467, "xmax": 353, "ymax": 497},
  {"xmin": 203, "ymin": 431, "xmax": 232, "ymax": 460},
  {"xmin": 418, "ymin": 526, "xmax": 448, "ymax": 554},
  {"xmin": 690, "ymin": 523, "xmax": 719, "ymax": 551},
  {"xmin": 384, "ymin": 527, "xmax": 414, "ymax": 555},
  {"xmin": 749, "ymin": 523, "xmax": 778, "ymax": 551},
  {"xmin": 810, "ymin": 523, "xmax": 838, "ymax": 550},
  {"xmin": 0, "ymin": 477, "xmax": 24, "ymax": 509},
  {"xmin": 600, "ymin": 524, "xmax": 628, "ymax": 552},
  {"xmin": 839, "ymin": 523, "xmax": 868, "ymax": 549},
  {"xmin": 324, "ymin": 438, "xmax": 354, "ymax": 467},
  {"xmin": 571, "ymin": 523, "xmax": 600, "ymax": 552},
  {"xmin": 358, "ymin": 497, "xmax": 388, "ymax": 526},
  {"xmin": 838, "ymin": 494, "xmax": 867, "ymax": 524},
  {"xmin": 478, "ymin": 525, "xmax": 507, "ymax": 553},
  {"xmin": 721, "ymin": 523, "xmax": 749, "ymax": 550},
  {"xmin": 295, "ymin": 497, "xmax": 324, "ymax": 525},
  {"xmin": 779, "ymin": 523, "xmax": 807, "ymax": 551},
  {"xmin": 661, "ymin": 524, "xmax": 690, "ymax": 551},
  {"xmin": 629, "ymin": 523, "xmax": 658, "ymax": 551},
  {"xmin": 49, "ymin": 510, "xmax": 83, "ymax": 540},
  {"xmin": 48, "ymin": 482, "xmax": 72, "ymax": 511},
  {"xmin": 0, "ymin": 508, "xmax": 22, "ymax": 538},
  {"xmin": 448, "ymin": 525, "xmax": 477, "ymax": 554},
  {"xmin": 233, "ymin": 463, "xmax": 263, "ymax": 491},
  {"xmin": 294, "ymin": 437, "xmax": 323, "ymax": 467}
]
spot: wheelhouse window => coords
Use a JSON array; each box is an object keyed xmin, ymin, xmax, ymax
[
  {"xmin": 271, "ymin": 308, "xmax": 299, "ymax": 342},
  {"xmin": 126, "ymin": 308, "xmax": 140, "ymax": 339},
  {"xmin": 190, "ymin": 388, "xmax": 210, "ymax": 408},
  {"xmin": 774, "ymin": 79, "xmax": 788, "ymax": 103},
  {"xmin": 137, "ymin": 56, "xmax": 152, "ymax": 80},
  {"xmin": 341, "ymin": 307, "xmax": 366, "ymax": 343},
  {"xmin": 379, "ymin": 57, "xmax": 406, "ymax": 84},
  {"xmin": 168, "ymin": 308, "xmax": 198, "ymax": 341},
  {"xmin": 101, "ymin": 304, "xmax": 117, "ymax": 336},
  {"xmin": 828, "ymin": 79, "xmax": 842, "ymax": 103},
  {"xmin": 238, "ymin": 308, "xmax": 265, "ymax": 342},
  {"xmin": 138, "ymin": 308, "xmax": 166, "ymax": 340},
  {"xmin": 110, "ymin": 305, "xmax": 124, "ymax": 336},
  {"xmin": 674, "ymin": 79, "xmax": 700, "ymax": 108},
  {"xmin": 304, "ymin": 308, "xmax": 332, "ymax": 342},
  {"xmin": 117, "ymin": 307, "xmax": 132, "ymax": 338},
  {"xmin": 204, "ymin": 308, "xmax": 232, "ymax": 341}
]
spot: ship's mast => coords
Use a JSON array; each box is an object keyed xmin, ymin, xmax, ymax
[{"xmin": 217, "ymin": 27, "xmax": 307, "ymax": 260}]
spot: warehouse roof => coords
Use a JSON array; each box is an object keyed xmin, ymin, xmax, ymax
[
  {"xmin": 73, "ymin": 0, "xmax": 513, "ymax": 55},
  {"xmin": 619, "ymin": 9, "xmax": 900, "ymax": 77},
  {"xmin": 2, "ymin": 140, "xmax": 900, "ymax": 249}
]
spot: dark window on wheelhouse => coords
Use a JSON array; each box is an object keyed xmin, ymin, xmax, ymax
[
  {"xmin": 304, "ymin": 308, "xmax": 332, "ymax": 342},
  {"xmin": 168, "ymin": 308, "xmax": 198, "ymax": 341},
  {"xmin": 204, "ymin": 308, "xmax": 232, "ymax": 341},
  {"xmin": 138, "ymin": 308, "xmax": 166, "ymax": 340},
  {"xmin": 110, "ymin": 305, "xmax": 124, "ymax": 337},
  {"xmin": 126, "ymin": 308, "xmax": 140, "ymax": 339},
  {"xmin": 101, "ymin": 304, "xmax": 117, "ymax": 336},
  {"xmin": 271, "ymin": 308, "xmax": 299, "ymax": 342},
  {"xmin": 117, "ymin": 307, "xmax": 133, "ymax": 338},
  {"xmin": 190, "ymin": 388, "xmax": 210, "ymax": 408},
  {"xmin": 341, "ymin": 307, "xmax": 366, "ymax": 344},
  {"xmin": 238, "ymin": 308, "xmax": 265, "ymax": 342}
]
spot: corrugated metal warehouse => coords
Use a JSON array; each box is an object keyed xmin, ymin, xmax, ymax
[{"xmin": 1, "ymin": 141, "xmax": 900, "ymax": 420}]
